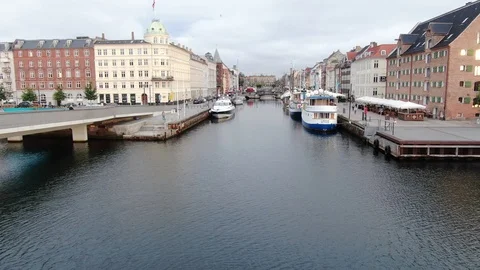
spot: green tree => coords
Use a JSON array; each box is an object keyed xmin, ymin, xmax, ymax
[
  {"xmin": 21, "ymin": 88, "xmax": 37, "ymax": 102},
  {"xmin": 256, "ymin": 84, "xmax": 262, "ymax": 89},
  {"xmin": 84, "ymin": 82, "xmax": 98, "ymax": 102},
  {"xmin": 53, "ymin": 85, "xmax": 67, "ymax": 106},
  {"xmin": 0, "ymin": 84, "xmax": 6, "ymax": 101},
  {"xmin": 239, "ymin": 72, "xmax": 245, "ymax": 87}
]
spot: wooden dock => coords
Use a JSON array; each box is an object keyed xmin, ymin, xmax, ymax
[{"xmin": 337, "ymin": 104, "xmax": 480, "ymax": 159}]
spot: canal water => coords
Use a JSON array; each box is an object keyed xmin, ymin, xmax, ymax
[{"xmin": 1, "ymin": 101, "xmax": 480, "ymax": 269}]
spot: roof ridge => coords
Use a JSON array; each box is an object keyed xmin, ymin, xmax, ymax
[{"xmin": 422, "ymin": 1, "xmax": 480, "ymax": 23}]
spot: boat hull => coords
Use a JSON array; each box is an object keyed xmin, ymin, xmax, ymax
[
  {"xmin": 289, "ymin": 110, "xmax": 302, "ymax": 121},
  {"xmin": 210, "ymin": 109, "xmax": 235, "ymax": 119},
  {"xmin": 302, "ymin": 120, "xmax": 337, "ymax": 132}
]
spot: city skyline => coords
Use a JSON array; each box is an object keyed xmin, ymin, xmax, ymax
[{"xmin": 0, "ymin": 0, "xmax": 464, "ymax": 76}]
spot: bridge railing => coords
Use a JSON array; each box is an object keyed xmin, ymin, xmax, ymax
[{"xmin": 0, "ymin": 106, "xmax": 162, "ymax": 130}]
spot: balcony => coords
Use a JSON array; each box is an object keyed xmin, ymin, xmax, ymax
[
  {"xmin": 2, "ymin": 67, "xmax": 11, "ymax": 73},
  {"xmin": 152, "ymin": 76, "xmax": 174, "ymax": 81}
]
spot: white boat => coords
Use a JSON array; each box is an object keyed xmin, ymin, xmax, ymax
[
  {"xmin": 288, "ymin": 90, "xmax": 304, "ymax": 121},
  {"xmin": 210, "ymin": 98, "xmax": 235, "ymax": 119},
  {"xmin": 301, "ymin": 90, "xmax": 337, "ymax": 132},
  {"xmin": 232, "ymin": 98, "xmax": 244, "ymax": 105}
]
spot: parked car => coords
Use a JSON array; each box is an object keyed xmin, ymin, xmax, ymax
[
  {"xmin": 193, "ymin": 97, "xmax": 206, "ymax": 104},
  {"xmin": 16, "ymin": 101, "xmax": 32, "ymax": 108}
]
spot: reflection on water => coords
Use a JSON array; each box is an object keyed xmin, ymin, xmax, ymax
[{"xmin": 0, "ymin": 101, "xmax": 479, "ymax": 269}]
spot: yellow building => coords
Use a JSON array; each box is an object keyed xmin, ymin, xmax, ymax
[{"xmin": 94, "ymin": 20, "xmax": 192, "ymax": 104}]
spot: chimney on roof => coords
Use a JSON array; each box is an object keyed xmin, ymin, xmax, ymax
[
  {"xmin": 131, "ymin": 31, "xmax": 135, "ymax": 40},
  {"xmin": 370, "ymin": 42, "xmax": 377, "ymax": 47},
  {"xmin": 101, "ymin": 33, "xmax": 105, "ymax": 40}
]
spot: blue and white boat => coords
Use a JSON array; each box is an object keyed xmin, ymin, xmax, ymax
[
  {"xmin": 288, "ymin": 90, "xmax": 304, "ymax": 121},
  {"xmin": 301, "ymin": 91, "xmax": 337, "ymax": 132}
]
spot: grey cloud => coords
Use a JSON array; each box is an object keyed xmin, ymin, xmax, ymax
[{"xmin": 0, "ymin": 0, "xmax": 466, "ymax": 76}]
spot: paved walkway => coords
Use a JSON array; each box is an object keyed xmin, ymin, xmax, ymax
[{"xmin": 337, "ymin": 103, "xmax": 480, "ymax": 142}]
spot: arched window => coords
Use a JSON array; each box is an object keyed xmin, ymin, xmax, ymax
[
  {"xmin": 153, "ymin": 37, "xmax": 158, "ymax": 43},
  {"xmin": 76, "ymin": 93, "xmax": 83, "ymax": 99},
  {"xmin": 67, "ymin": 93, "xmax": 73, "ymax": 99},
  {"xmin": 160, "ymin": 38, "xmax": 164, "ymax": 44}
]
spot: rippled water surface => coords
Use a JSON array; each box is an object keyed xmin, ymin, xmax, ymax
[{"xmin": 1, "ymin": 101, "xmax": 480, "ymax": 269}]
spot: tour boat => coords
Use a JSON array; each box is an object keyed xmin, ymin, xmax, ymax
[
  {"xmin": 232, "ymin": 98, "xmax": 244, "ymax": 105},
  {"xmin": 301, "ymin": 91, "xmax": 337, "ymax": 132},
  {"xmin": 288, "ymin": 90, "xmax": 304, "ymax": 121},
  {"xmin": 210, "ymin": 98, "xmax": 236, "ymax": 119}
]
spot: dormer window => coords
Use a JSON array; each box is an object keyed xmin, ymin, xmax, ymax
[
  {"xmin": 380, "ymin": 50, "xmax": 386, "ymax": 55},
  {"xmin": 66, "ymin": 40, "xmax": 72, "ymax": 47}
]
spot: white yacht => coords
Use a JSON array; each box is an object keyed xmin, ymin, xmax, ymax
[
  {"xmin": 232, "ymin": 98, "xmax": 244, "ymax": 105},
  {"xmin": 301, "ymin": 90, "xmax": 337, "ymax": 132},
  {"xmin": 210, "ymin": 98, "xmax": 236, "ymax": 119},
  {"xmin": 288, "ymin": 89, "xmax": 304, "ymax": 121}
]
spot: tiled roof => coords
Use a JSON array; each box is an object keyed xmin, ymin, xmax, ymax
[
  {"xmin": 94, "ymin": 40, "xmax": 149, "ymax": 45},
  {"xmin": 14, "ymin": 38, "xmax": 94, "ymax": 49},
  {"xmin": 346, "ymin": 51, "xmax": 357, "ymax": 61},
  {"xmin": 403, "ymin": 1, "xmax": 480, "ymax": 55},
  {"xmin": 356, "ymin": 44, "xmax": 397, "ymax": 60}
]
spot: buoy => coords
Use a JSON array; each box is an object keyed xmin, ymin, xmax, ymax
[{"xmin": 385, "ymin": 145, "xmax": 391, "ymax": 156}]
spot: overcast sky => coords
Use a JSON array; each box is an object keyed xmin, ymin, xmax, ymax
[{"xmin": 0, "ymin": 0, "xmax": 464, "ymax": 77}]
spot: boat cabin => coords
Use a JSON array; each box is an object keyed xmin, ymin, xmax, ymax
[{"xmin": 308, "ymin": 95, "xmax": 335, "ymax": 106}]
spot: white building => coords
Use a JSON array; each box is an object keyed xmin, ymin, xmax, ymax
[
  {"xmin": 0, "ymin": 43, "xmax": 16, "ymax": 102},
  {"xmin": 203, "ymin": 55, "xmax": 217, "ymax": 96},
  {"xmin": 351, "ymin": 42, "xmax": 396, "ymax": 98},
  {"xmin": 324, "ymin": 50, "xmax": 344, "ymax": 92},
  {"xmin": 94, "ymin": 20, "xmax": 191, "ymax": 104},
  {"xmin": 190, "ymin": 53, "xmax": 207, "ymax": 98}
]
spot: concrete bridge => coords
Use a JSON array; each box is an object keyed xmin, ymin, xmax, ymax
[{"xmin": 0, "ymin": 106, "xmax": 166, "ymax": 142}]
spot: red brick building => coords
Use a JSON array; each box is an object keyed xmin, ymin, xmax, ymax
[
  {"xmin": 12, "ymin": 37, "xmax": 96, "ymax": 105},
  {"xmin": 386, "ymin": 2, "xmax": 480, "ymax": 120}
]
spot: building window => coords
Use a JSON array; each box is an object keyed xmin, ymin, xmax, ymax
[
  {"xmin": 85, "ymin": 69, "xmax": 91, "ymax": 77},
  {"xmin": 66, "ymin": 69, "xmax": 71, "ymax": 78},
  {"xmin": 121, "ymin": 60, "xmax": 125, "ymax": 66},
  {"xmin": 128, "ymin": 49, "xmax": 133, "ymax": 55},
  {"xmin": 74, "ymin": 50, "xmax": 79, "ymax": 56},
  {"xmin": 76, "ymin": 82, "xmax": 81, "ymax": 88},
  {"xmin": 143, "ymin": 48, "xmax": 148, "ymax": 54},
  {"xmin": 75, "ymin": 70, "xmax": 80, "ymax": 77},
  {"xmin": 66, "ymin": 60, "xmax": 70, "ymax": 67},
  {"xmin": 154, "ymin": 37, "xmax": 158, "ymax": 43},
  {"xmin": 18, "ymin": 51, "xmax": 23, "ymax": 57},
  {"xmin": 154, "ymin": 48, "xmax": 158, "ymax": 54},
  {"xmin": 121, "ymin": 71, "xmax": 126, "ymax": 78},
  {"xmin": 28, "ymin": 51, "xmax": 33, "ymax": 57},
  {"xmin": 49, "ymin": 82, "xmax": 54, "ymax": 89},
  {"xmin": 460, "ymin": 49, "xmax": 467, "ymax": 56},
  {"xmin": 112, "ymin": 49, "xmax": 116, "ymax": 55},
  {"xmin": 84, "ymin": 50, "xmax": 90, "ymax": 56},
  {"xmin": 36, "ymin": 51, "xmax": 42, "ymax": 57},
  {"xmin": 48, "ymin": 70, "xmax": 53, "ymax": 78},
  {"xmin": 38, "ymin": 60, "xmax": 43, "ymax": 67},
  {"xmin": 113, "ymin": 71, "xmax": 117, "ymax": 78},
  {"xmin": 138, "ymin": 59, "xmax": 142, "ymax": 66},
  {"xmin": 98, "ymin": 60, "xmax": 103, "ymax": 67},
  {"xmin": 122, "ymin": 82, "xmax": 126, "ymax": 88},
  {"xmin": 130, "ymin": 59, "xmax": 134, "ymax": 66},
  {"xmin": 105, "ymin": 82, "xmax": 109, "ymax": 88},
  {"xmin": 19, "ymin": 61, "xmax": 23, "ymax": 67},
  {"xmin": 85, "ymin": 60, "xmax": 90, "ymax": 67},
  {"xmin": 38, "ymin": 70, "xmax": 44, "ymax": 78},
  {"xmin": 21, "ymin": 82, "xmax": 26, "ymax": 89},
  {"xmin": 475, "ymin": 49, "xmax": 480, "ymax": 60},
  {"xmin": 65, "ymin": 50, "xmax": 70, "ymax": 56},
  {"xmin": 104, "ymin": 71, "xmax": 109, "ymax": 78},
  {"xmin": 67, "ymin": 81, "xmax": 72, "ymax": 88},
  {"xmin": 29, "ymin": 71, "xmax": 35, "ymax": 78},
  {"xmin": 138, "ymin": 71, "xmax": 143, "ymax": 77},
  {"xmin": 40, "ymin": 82, "xmax": 45, "ymax": 89},
  {"xmin": 103, "ymin": 60, "xmax": 108, "ymax": 66},
  {"xmin": 120, "ymin": 49, "xmax": 125, "ymax": 55},
  {"xmin": 373, "ymin": 74, "xmax": 378, "ymax": 83},
  {"xmin": 144, "ymin": 59, "xmax": 148, "ymax": 65},
  {"xmin": 137, "ymin": 48, "xmax": 142, "ymax": 55},
  {"xmin": 29, "ymin": 61, "xmax": 34, "ymax": 67},
  {"xmin": 103, "ymin": 49, "xmax": 107, "ymax": 55},
  {"xmin": 475, "ymin": 66, "xmax": 480, "ymax": 76},
  {"xmin": 98, "ymin": 82, "xmax": 103, "ymax": 89},
  {"xmin": 97, "ymin": 49, "xmax": 101, "ymax": 56},
  {"xmin": 130, "ymin": 71, "xmax": 134, "ymax": 77},
  {"xmin": 112, "ymin": 60, "xmax": 117, "ymax": 66},
  {"xmin": 373, "ymin": 60, "xmax": 379, "ymax": 68},
  {"xmin": 145, "ymin": 70, "xmax": 149, "ymax": 77}
]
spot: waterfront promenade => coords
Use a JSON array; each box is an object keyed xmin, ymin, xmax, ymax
[{"xmin": 337, "ymin": 103, "xmax": 480, "ymax": 142}]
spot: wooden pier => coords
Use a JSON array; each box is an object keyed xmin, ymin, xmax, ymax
[{"xmin": 337, "ymin": 104, "xmax": 480, "ymax": 159}]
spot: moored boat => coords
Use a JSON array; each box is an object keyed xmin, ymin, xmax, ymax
[
  {"xmin": 301, "ymin": 91, "xmax": 337, "ymax": 132},
  {"xmin": 288, "ymin": 90, "xmax": 304, "ymax": 121},
  {"xmin": 210, "ymin": 98, "xmax": 236, "ymax": 119}
]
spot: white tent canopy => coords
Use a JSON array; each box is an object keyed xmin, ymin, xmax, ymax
[
  {"xmin": 312, "ymin": 89, "xmax": 346, "ymax": 98},
  {"xmin": 355, "ymin": 96, "xmax": 426, "ymax": 110}
]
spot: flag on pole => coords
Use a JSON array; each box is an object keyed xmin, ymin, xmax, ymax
[{"xmin": 152, "ymin": 0, "xmax": 156, "ymax": 9}]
